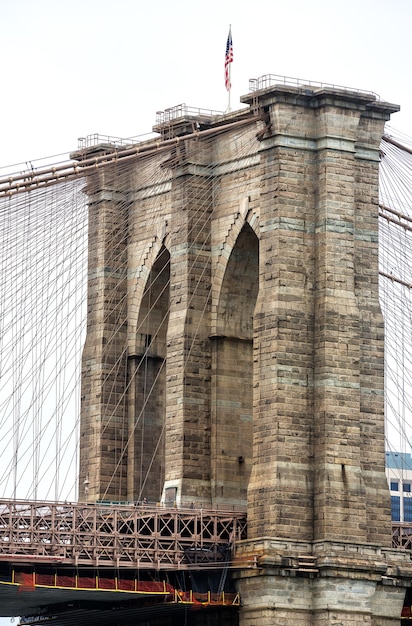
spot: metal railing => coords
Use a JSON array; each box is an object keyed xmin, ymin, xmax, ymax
[
  {"xmin": 13, "ymin": 571, "xmax": 240, "ymax": 606},
  {"xmin": 392, "ymin": 522, "xmax": 412, "ymax": 549},
  {"xmin": 156, "ymin": 104, "xmax": 224, "ymax": 125},
  {"xmin": 0, "ymin": 499, "xmax": 247, "ymax": 570},
  {"xmin": 77, "ymin": 132, "xmax": 158, "ymax": 150},
  {"xmin": 248, "ymin": 74, "xmax": 380, "ymax": 100},
  {"xmin": 0, "ymin": 499, "xmax": 408, "ymax": 571}
]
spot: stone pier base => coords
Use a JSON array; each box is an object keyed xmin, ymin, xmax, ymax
[{"xmin": 235, "ymin": 539, "xmax": 411, "ymax": 625}]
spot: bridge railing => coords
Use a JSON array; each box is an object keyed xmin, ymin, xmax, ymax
[
  {"xmin": 0, "ymin": 500, "xmax": 247, "ymax": 570},
  {"xmin": 0, "ymin": 499, "xmax": 409, "ymax": 570},
  {"xmin": 248, "ymin": 74, "xmax": 380, "ymax": 99},
  {"xmin": 77, "ymin": 132, "xmax": 159, "ymax": 150},
  {"xmin": 155, "ymin": 104, "xmax": 224, "ymax": 125},
  {"xmin": 392, "ymin": 522, "xmax": 412, "ymax": 549}
]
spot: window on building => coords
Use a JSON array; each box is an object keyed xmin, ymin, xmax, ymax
[
  {"xmin": 405, "ymin": 498, "xmax": 412, "ymax": 522},
  {"xmin": 391, "ymin": 495, "xmax": 401, "ymax": 521},
  {"xmin": 390, "ymin": 481, "xmax": 399, "ymax": 491},
  {"xmin": 404, "ymin": 483, "xmax": 411, "ymax": 493}
]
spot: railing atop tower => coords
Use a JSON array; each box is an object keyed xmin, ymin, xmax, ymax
[
  {"xmin": 248, "ymin": 74, "xmax": 380, "ymax": 99},
  {"xmin": 155, "ymin": 104, "xmax": 224, "ymax": 125},
  {"xmin": 77, "ymin": 132, "xmax": 158, "ymax": 150}
]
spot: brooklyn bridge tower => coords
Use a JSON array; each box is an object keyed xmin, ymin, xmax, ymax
[{"xmin": 76, "ymin": 79, "xmax": 412, "ymax": 624}]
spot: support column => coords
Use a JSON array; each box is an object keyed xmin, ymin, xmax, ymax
[
  {"xmin": 162, "ymin": 149, "xmax": 213, "ymax": 506},
  {"xmin": 79, "ymin": 160, "xmax": 130, "ymax": 502},
  {"xmin": 247, "ymin": 89, "xmax": 318, "ymax": 541},
  {"xmin": 235, "ymin": 84, "xmax": 410, "ymax": 626},
  {"xmin": 313, "ymin": 104, "xmax": 367, "ymax": 542}
]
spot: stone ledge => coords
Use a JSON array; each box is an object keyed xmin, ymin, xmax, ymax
[{"xmin": 234, "ymin": 537, "xmax": 412, "ymax": 583}]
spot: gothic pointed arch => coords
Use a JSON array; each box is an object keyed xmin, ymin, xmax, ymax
[
  {"xmin": 127, "ymin": 244, "xmax": 170, "ymax": 503},
  {"xmin": 128, "ymin": 224, "xmax": 170, "ymax": 354},
  {"xmin": 211, "ymin": 221, "xmax": 259, "ymax": 507},
  {"xmin": 211, "ymin": 199, "xmax": 259, "ymax": 335}
]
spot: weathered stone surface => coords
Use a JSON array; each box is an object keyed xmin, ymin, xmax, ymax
[{"xmin": 78, "ymin": 83, "xmax": 411, "ymax": 624}]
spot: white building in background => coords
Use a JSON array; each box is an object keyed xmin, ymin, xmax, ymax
[{"xmin": 386, "ymin": 451, "xmax": 412, "ymax": 522}]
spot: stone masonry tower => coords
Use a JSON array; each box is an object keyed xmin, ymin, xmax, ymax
[{"xmin": 77, "ymin": 78, "xmax": 412, "ymax": 623}]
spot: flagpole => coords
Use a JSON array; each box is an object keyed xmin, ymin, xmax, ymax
[
  {"xmin": 225, "ymin": 25, "xmax": 233, "ymax": 113},
  {"xmin": 228, "ymin": 63, "xmax": 231, "ymax": 112},
  {"xmin": 228, "ymin": 24, "xmax": 231, "ymax": 112}
]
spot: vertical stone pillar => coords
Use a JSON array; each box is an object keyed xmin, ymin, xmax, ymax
[
  {"xmin": 235, "ymin": 84, "xmax": 409, "ymax": 626},
  {"xmin": 162, "ymin": 144, "xmax": 213, "ymax": 506},
  {"xmin": 312, "ymin": 101, "xmax": 367, "ymax": 542},
  {"xmin": 246, "ymin": 89, "xmax": 318, "ymax": 541},
  {"xmin": 125, "ymin": 151, "xmax": 172, "ymax": 505},
  {"xmin": 79, "ymin": 159, "xmax": 129, "ymax": 502},
  {"xmin": 356, "ymin": 111, "xmax": 393, "ymax": 546}
]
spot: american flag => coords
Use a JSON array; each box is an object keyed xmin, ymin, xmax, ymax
[{"xmin": 225, "ymin": 27, "xmax": 233, "ymax": 91}]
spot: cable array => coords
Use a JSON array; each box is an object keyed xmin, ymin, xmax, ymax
[
  {"xmin": 0, "ymin": 179, "xmax": 87, "ymax": 501},
  {"xmin": 87, "ymin": 119, "xmax": 262, "ymax": 503},
  {"xmin": 0, "ymin": 119, "xmax": 262, "ymax": 502},
  {"xmin": 380, "ymin": 127, "xmax": 412, "ymax": 481},
  {"xmin": 1, "ymin": 120, "xmax": 412, "ymax": 501}
]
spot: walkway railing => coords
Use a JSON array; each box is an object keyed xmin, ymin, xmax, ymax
[
  {"xmin": 12, "ymin": 571, "xmax": 240, "ymax": 606},
  {"xmin": 0, "ymin": 500, "xmax": 409, "ymax": 571},
  {"xmin": 0, "ymin": 500, "xmax": 246, "ymax": 570},
  {"xmin": 248, "ymin": 74, "xmax": 380, "ymax": 99},
  {"xmin": 392, "ymin": 522, "xmax": 412, "ymax": 549}
]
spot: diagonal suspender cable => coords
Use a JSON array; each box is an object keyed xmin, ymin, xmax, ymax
[{"xmin": 2, "ymin": 120, "xmax": 412, "ymax": 500}]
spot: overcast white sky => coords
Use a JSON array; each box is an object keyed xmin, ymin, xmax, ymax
[
  {"xmin": 1, "ymin": 0, "xmax": 412, "ymax": 171},
  {"xmin": 0, "ymin": 0, "xmax": 411, "ymax": 622}
]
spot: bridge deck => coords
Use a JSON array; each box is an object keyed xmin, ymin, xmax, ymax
[
  {"xmin": 0, "ymin": 499, "xmax": 247, "ymax": 570},
  {"xmin": 0, "ymin": 499, "xmax": 410, "ymax": 571}
]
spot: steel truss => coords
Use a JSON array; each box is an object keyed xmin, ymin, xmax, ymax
[
  {"xmin": 0, "ymin": 500, "xmax": 408, "ymax": 570},
  {"xmin": 0, "ymin": 500, "xmax": 246, "ymax": 569},
  {"xmin": 392, "ymin": 523, "xmax": 412, "ymax": 550}
]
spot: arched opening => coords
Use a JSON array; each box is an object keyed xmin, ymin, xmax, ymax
[
  {"xmin": 127, "ymin": 246, "xmax": 170, "ymax": 503},
  {"xmin": 212, "ymin": 223, "xmax": 259, "ymax": 507}
]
